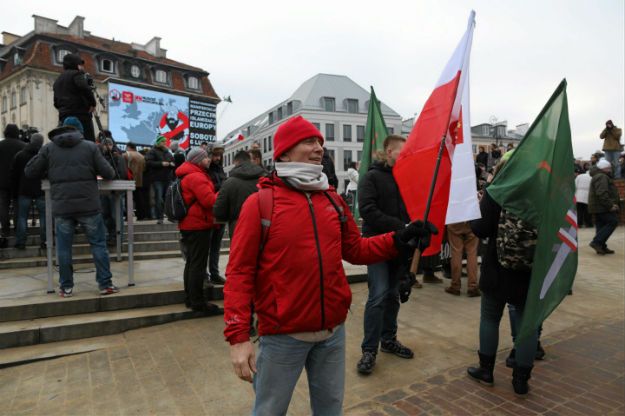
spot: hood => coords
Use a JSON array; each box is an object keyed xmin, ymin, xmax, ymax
[
  {"xmin": 230, "ymin": 162, "xmax": 266, "ymax": 180},
  {"xmin": 176, "ymin": 161, "xmax": 207, "ymax": 178},
  {"xmin": 590, "ymin": 167, "xmax": 611, "ymax": 178},
  {"xmin": 49, "ymin": 126, "xmax": 83, "ymax": 148}
]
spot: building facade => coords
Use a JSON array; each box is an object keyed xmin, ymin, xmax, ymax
[
  {"xmin": 0, "ymin": 15, "xmax": 219, "ymax": 142},
  {"xmin": 222, "ymin": 73, "xmax": 403, "ymax": 193}
]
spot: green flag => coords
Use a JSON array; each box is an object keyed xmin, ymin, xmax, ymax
[
  {"xmin": 355, "ymin": 87, "xmax": 388, "ymax": 219},
  {"xmin": 487, "ymin": 79, "xmax": 577, "ymax": 344}
]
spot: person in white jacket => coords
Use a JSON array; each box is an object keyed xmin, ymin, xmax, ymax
[
  {"xmin": 346, "ymin": 161, "xmax": 359, "ymax": 213},
  {"xmin": 575, "ymin": 169, "xmax": 593, "ymax": 227}
]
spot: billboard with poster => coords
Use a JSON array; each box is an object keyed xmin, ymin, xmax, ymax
[{"xmin": 107, "ymin": 82, "xmax": 216, "ymax": 148}]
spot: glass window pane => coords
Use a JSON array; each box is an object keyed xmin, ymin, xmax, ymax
[
  {"xmin": 325, "ymin": 123, "xmax": 335, "ymax": 141},
  {"xmin": 343, "ymin": 124, "xmax": 352, "ymax": 142}
]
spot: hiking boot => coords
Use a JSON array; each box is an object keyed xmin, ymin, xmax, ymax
[
  {"xmin": 380, "ymin": 338, "xmax": 414, "ymax": 359},
  {"xmin": 100, "ymin": 285, "xmax": 120, "ymax": 295},
  {"xmin": 467, "ymin": 351, "xmax": 495, "ymax": 385},
  {"xmin": 445, "ymin": 286, "xmax": 461, "ymax": 296},
  {"xmin": 467, "ymin": 288, "xmax": 481, "ymax": 298},
  {"xmin": 357, "ymin": 351, "xmax": 377, "ymax": 375},
  {"xmin": 512, "ymin": 365, "xmax": 533, "ymax": 395},
  {"xmin": 211, "ymin": 275, "xmax": 227, "ymax": 285},
  {"xmin": 589, "ymin": 242, "xmax": 606, "ymax": 255},
  {"xmin": 535, "ymin": 342, "xmax": 545, "ymax": 360},
  {"xmin": 506, "ymin": 348, "xmax": 516, "ymax": 368},
  {"xmin": 423, "ymin": 273, "xmax": 443, "ymax": 284},
  {"xmin": 59, "ymin": 287, "xmax": 73, "ymax": 298}
]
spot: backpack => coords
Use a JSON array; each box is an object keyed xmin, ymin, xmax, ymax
[
  {"xmin": 258, "ymin": 187, "xmax": 347, "ymax": 252},
  {"xmin": 496, "ymin": 210, "xmax": 537, "ymax": 271},
  {"xmin": 164, "ymin": 178, "xmax": 194, "ymax": 222}
]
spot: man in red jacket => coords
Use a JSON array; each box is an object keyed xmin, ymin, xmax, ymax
[
  {"xmin": 176, "ymin": 147, "xmax": 221, "ymax": 314},
  {"xmin": 224, "ymin": 116, "xmax": 435, "ymax": 415}
]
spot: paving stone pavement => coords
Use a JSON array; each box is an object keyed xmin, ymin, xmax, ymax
[{"xmin": 0, "ymin": 227, "xmax": 623, "ymax": 415}]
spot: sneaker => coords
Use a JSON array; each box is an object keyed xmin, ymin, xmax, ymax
[
  {"xmin": 380, "ymin": 338, "xmax": 414, "ymax": 359},
  {"xmin": 357, "ymin": 351, "xmax": 377, "ymax": 375},
  {"xmin": 59, "ymin": 287, "xmax": 73, "ymax": 298},
  {"xmin": 467, "ymin": 288, "xmax": 481, "ymax": 297},
  {"xmin": 423, "ymin": 273, "xmax": 443, "ymax": 284},
  {"xmin": 445, "ymin": 286, "xmax": 461, "ymax": 296},
  {"xmin": 589, "ymin": 242, "xmax": 606, "ymax": 255},
  {"xmin": 211, "ymin": 275, "xmax": 227, "ymax": 285},
  {"xmin": 100, "ymin": 285, "xmax": 120, "ymax": 295}
]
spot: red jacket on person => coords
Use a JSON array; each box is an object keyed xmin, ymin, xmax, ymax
[
  {"xmin": 175, "ymin": 162, "xmax": 217, "ymax": 231},
  {"xmin": 224, "ymin": 175, "xmax": 398, "ymax": 345}
]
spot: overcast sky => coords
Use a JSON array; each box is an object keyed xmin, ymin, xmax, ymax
[{"xmin": 3, "ymin": 0, "xmax": 623, "ymax": 157}]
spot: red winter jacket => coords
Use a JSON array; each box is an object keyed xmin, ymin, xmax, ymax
[
  {"xmin": 175, "ymin": 162, "xmax": 217, "ymax": 231},
  {"xmin": 223, "ymin": 175, "xmax": 398, "ymax": 345}
]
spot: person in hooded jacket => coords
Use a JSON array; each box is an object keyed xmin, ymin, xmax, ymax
[
  {"xmin": 53, "ymin": 53, "xmax": 97, "ymax": 141},
  {"xmin": 25, "ymin": 124, "xmax": 119, "ymax": 297},
  {"xmin": 207, "ymin": 145, "xmax": 228, "ymax": 285},
  {"xmin": 0, "ymin": 124, "xmax": 26, "ymax": 248},
  {"xmin": 224, "ymin": 116, "xmax": 435, "ymax": 416},
  {"xmin": 9, "ymin": 133, "xmax": 46, "ymax": 250},
  {"xmin": 145, "ymin": 135, "xmax": 175, "ymax": 224},
  {"xmin": 588, "ymin": 158, "xmax": 621, "ymax": 254},
  {"xmin": 176, "ymin": 147, "xmax": 221, "ymax": 313},
  {"xmin": 99, "ymin": 137, "xmax": 128, "ymax": 245},
  {"xmin": 213, "ymin": 150, "xmax": 266, "ymax": 236}
]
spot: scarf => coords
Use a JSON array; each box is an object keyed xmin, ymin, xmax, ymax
[{"xmin": 275, "ymin": 162, "xmax": 329, "ymax": 191}]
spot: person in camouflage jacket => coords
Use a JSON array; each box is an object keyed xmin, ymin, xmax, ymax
[{"xmin": 588, "ymin": 159, "xmax": 620, "ymax": 254}]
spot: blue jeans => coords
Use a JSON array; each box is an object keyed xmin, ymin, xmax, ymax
[
  {"xmin": 152, "ymin": 181, "xmax": 169, "ymax": 221},
  {"xmin": 55, "ymin": 214, "xmax": 113, "ymax": 290},
  {"xmin": 16, "ymin": 196, "xmax": 46, "ymax": 246},
  {"xmin": 361, "ymin": 261, "xmax": 400, "ymax": 352},
  {"xmin": 604, "ymin": 150, "xmax": 621, "ymax": 179},
  {"xmin": 479, "ymin": 293, "xmax": 537, "ymax": 367},
  {"xmin": 253, "ymin": 325, "xmax": 345, "ymax": 416},
  {"xmin": 592, "ymin": 212, "xmax": 619, "ymax": 247},
  {"xmin": 508, "ymin": 304, "xmax": 542, "ymax": 342}
]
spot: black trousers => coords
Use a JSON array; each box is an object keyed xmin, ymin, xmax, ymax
[
  {"xmin": 180, "ymin": 229, "xmax": 211, "ymax": 308},
  {"xmin": 134, "ymin": 187, "xmax": 150, "ymax": 220},
  {"xmin": 576, "ymin": 202, "xmax": 593, "ymax": 227},
  {"xmin": 60, "ymin": 113, "xmax": 96, "ymax": 141},
  {"xmin": 208, "ymin": 225, "xmax": 225, "ymax": 279}
]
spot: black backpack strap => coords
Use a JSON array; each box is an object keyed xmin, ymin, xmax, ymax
[{"xmin": 323, "ymin": 191, "xmax": 348, "ymax": 233}]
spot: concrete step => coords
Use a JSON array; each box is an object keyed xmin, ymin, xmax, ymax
[
  {"xmin": 3, "ymin": 230, "xmax": 188, "ymax": 247},
  {"xmin": 12, "ymin": 221, "xmax": 180, "ymax": 236},
  {"xmin": 0, "ymin": 302, "xmax": 224, "ymax": 349}
]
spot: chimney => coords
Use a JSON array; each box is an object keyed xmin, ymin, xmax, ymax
[
  {"xmin": 32, "ymin": 15, "xmax": 59, "ymax": 34},
  {"xmin": 145, "ymin": 37, "xmax": 166, "ymax": 58},
  {"xmin": 2, "ymin": 32, "xmax": 20, "ymax": 45},
  {"xmin": 68, "ymin": 16, "xmax": 85, "ymax": 38}
]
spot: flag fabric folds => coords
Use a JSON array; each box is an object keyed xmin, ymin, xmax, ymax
[
  {"xmin": 394, "ymin": 11, "xmax": 477, "ymax": 256},
  {"xmin": 486, "ymin": 79, "xmax": 577, "ymax": 344}
]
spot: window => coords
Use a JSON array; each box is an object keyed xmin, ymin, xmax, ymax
[
  {"xmin": 263, "ymin": 137, "xmax": 267, "ymax": 153},
  {"xmin": 1, "ymin": 96, "xmax": 6, "ymax": 113},
  {"xmin": 10, "ymin": 91, "xmax": 17, "ymax": 109},
  {"xmin": 357, "ymin": 125, "xmax": 365, "ymax": 142},
  {"xmin": 187, "ymin": 76, "xmax": 199, "ymax": 90},
  {"xmin": 268, "ymin": 135, "xmax": 272, "ymax": 151},
  {"xmin": 312, "ymin": 122, "xmax": 320, "ymax": 131},
  {"xmin": 346, "ymin": 99, "xmax": 358, "ymax": 113},
  {"xmin": 343, "ymin": 124, "xmax": 352, "ymax": 142},
  {"xmin": 268, "ymin": 112, "xmax": 274, "ymax": 124},
  {"xmin": 57, "ymin": 49, "xmax": 71, "ymax": 63},
  {"xmin": 286, "ymin": 102, "xmax": 293, "ymax": 116},
  {"xmin": 101, "ymin": 58, "xmax": 114, "ymax": 73},
  {"xmin": 343, "ymin": 150, "xmax": 353, "ymax": 170},
  {"xmin": 13, "ymin": 53, "xmax": 22, "ymax": 66},
  {"xmin": 130, "ymin": 65, "xmax": 141, "ymax": 78},
  {"xmin": 357, "ymin": 150, "xmax": 363, "ymax": 162},
  {"xmin": 19, "ymin": 87, "xmax": 27, "ymax": 105},
  {"xmin": 326, "ymin": 149, "xmax": 336, "ymax": 165},
  {"xmin": 325, "ymin": 123, "xmax": 335, "ymax": 141},
  {"xmin": 277, "ymin": 107, "xmax": 283, "ymax": 120},
  {"xmin": 387, "ymin": 127, "xmax": 394, "ymax": 134},
  {"xmin": 323, "ymin": 97, "xmax": 335, "ymax": 112},
  {"xmin": 155, "ymin": 69, "xmax": 167, "ymax": 84}
]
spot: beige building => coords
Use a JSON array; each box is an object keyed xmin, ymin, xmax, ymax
[{"xmin": 0, "ymin": 15, "xmax": 218, "ymax": 140}]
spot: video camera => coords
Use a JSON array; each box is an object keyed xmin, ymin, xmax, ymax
[{"xmin": 18, "ymin": 126, "xmax": 39, "ymax": 143}]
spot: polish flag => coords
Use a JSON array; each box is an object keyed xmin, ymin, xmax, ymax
[{"xmin": 394, "ymin": 11, "xmax": 479, "ymax": 256}]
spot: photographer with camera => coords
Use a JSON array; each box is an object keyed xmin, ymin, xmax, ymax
[
  {"xmin": 600, "ymin": 120, "xmax": 623, "ymax": 179},
  {"xmin": 53, "ymin": 53, "xmax": 97, "ymax": 142}
]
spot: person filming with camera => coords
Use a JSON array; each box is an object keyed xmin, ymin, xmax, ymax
[{"xmin": 53, "ymin": 53, "xmax": 97, "ymax": 141}]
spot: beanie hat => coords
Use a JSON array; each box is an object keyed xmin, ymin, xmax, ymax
[
  {"xmin": 187, "ymin": 147, "xmax": 208, "ymax": 165},
  {"xmin": 62, "ymin": 53, "xmax": 84, "ymax": 70},
  {"xmin": 502, "ymin": 149, "xmax": 515, "ymax": 161},
  {"xmin": 597, "ymin": 158, "xmax": 612, "ymax": 170},
  {"xmin": 273, "ymin": 116, "xmax": 324, "ymax": 161},
  {"xmin": 154, "ymin": 135, "xmax": 167, "ymax": 146},
  {"xmin": 30, "ymin": 133, "xmax": 44, "ymax": 148},
  {"xmin": 63, "ymin": 117, "xmax": 84, "ymax": 133},
  {"xmin": 3, "ymin": 123, "xmax": 19, "ymax": 139}
]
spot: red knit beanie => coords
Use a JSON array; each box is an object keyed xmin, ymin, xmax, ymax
[{"xmin": 273, "ymin": 116, "xmax": 324, "ymax": 160}]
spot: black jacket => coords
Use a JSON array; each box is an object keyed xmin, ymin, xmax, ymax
[
  {"xmin": 145, "ymin": 146, "xmax": 175, "ymax": 183},
  {"xmin": 173, "ymin": 151, "xmax": 186, "ymax": 169},
  {"xmin": 208, "ymin": 162, "xmax": 227, "ymax": 192},
  {"xmin": 470, "ymin": 191, "xmax": 531, "ymax": 307},
  {"xmin": 10, "ymin": 143, "xmax": 43, "ymax": 198},
  {"xmin": 476, "ymin": 151, "xmax": 488, "ymax": 167},
  {"xmin": 25, "ymin": 127, "xmax": 115, "ymax": 218},
  {"xmin": 53, "ymin": 70, "xmax": 96, "ymax": 118},
  {"xmin": 102, "ymin": 148, "xmax": 128, "ymax": 180},
  {"xmin": 359, "ymin": 161, "xmax": 410, "ymax": 237},
  {"xmin": 213, "ymin": 162, "xmax": 266, "ymax": 229},
  {"xmin": 322, "ymin": 152, "xmax": 339, "ymax": 188},
  {"xmin": 0, "ymin": 137, "xmax": 26, "ymax": 190}
]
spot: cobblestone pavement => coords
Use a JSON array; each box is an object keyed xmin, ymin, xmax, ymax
[{"xmin": 0, "ymin": 227, "xmax": 623, "ymax": 415}]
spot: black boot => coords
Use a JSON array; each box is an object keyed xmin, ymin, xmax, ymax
[
  {"xmin": 506, "ymin": 348, "xmax": 516, "ymax": 368},
  {"xmin": 467, "ymin": 351, "xmax": 495, "ymax": 385},
  {"xmin": 512, "ymin": 365, "xmax": 533, "ymax": 395}
]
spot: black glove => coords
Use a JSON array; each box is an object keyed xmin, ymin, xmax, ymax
[
  {"xmin": 398, "ymin": 271, "xmax": 416, "ymax": 303},
  {"xmin": 394, "ymin": 220, "xmax": 439, "ymax": 252}
]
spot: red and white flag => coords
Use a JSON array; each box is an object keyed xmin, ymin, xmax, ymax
[{"xmin": 394, "ymin": 11, "xmax": 478, "ymax": 256}]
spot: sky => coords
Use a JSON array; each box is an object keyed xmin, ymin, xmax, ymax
[{"xmin": 2, "ymin": 0, "xmax": 623, "ymax": 158}]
